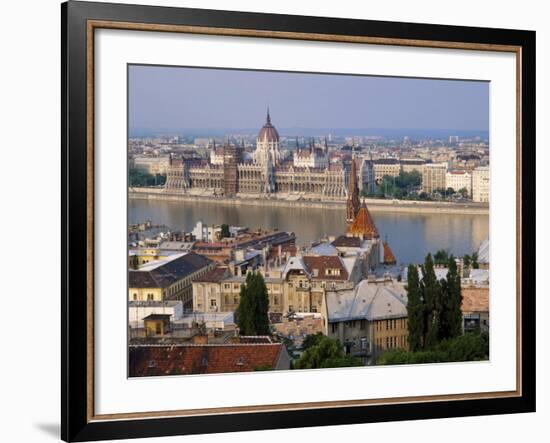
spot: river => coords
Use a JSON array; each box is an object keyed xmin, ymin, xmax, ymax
[{"xmin": 129, "ymin": 199, "xmax": 489, "ymax": 265}]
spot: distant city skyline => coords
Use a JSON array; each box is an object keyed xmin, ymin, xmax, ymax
[{"xmin": 129, "ymin": 65, "xmax": 489, "ymax": 136}]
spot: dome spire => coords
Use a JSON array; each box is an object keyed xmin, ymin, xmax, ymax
[{"xmin": 266, "ymin": 106, "xmax": 271, "ymax": 125}]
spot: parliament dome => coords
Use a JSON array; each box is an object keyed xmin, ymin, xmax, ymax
[{"xmin": 257, "ymin": 108, "xmax": 279, "ymax": 142}]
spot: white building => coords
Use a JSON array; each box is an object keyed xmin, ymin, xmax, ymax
[
  {"xmin": 293, "ymin": 148, "xmax": 329, "ymax": 169},
  {"xmin": 192, "ymin": 220, "xmax": 220, "ymax": 242},
  {"xmin": 210, "ymin": 147, "xmax": 225, "ymax": 165},
  {"xmin": 446, "ymin": 170, "xmax": 472, "ymax": 196},
  {"xmin": 133, "ymin": 155, "xmax": 170, "ymax": 174},
  {"xmin": 472, "ymin": 166, "xmax": 490, "ymax": 202},
  {"xmin": 128, "ymin": 300, "xmax": 183, "ymax": 328}
]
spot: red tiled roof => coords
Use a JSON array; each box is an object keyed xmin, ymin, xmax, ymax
[
  {"xmin": 303, "ymin": 255, "xmax": 349, "ymax": 281},
  {"xmin": 383, "ymin": 242, "xmax": 397, "ymax": 265},
  {"xmin": 129, "ymin": 343, "xmax": 286, "ymax": 376},
  {"xmin": 347, "ymin": 205, "xmax": 379, "ymax": 239}
]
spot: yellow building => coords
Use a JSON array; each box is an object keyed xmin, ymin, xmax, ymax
[
  {"xmin": 129, "ymin": 252, "xmax": 214, "ymax": 309},
  {"xmin": 143, "ymin": 313, "xmax": 171, "ymax": 336}
]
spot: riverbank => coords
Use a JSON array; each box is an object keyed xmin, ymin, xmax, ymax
[{"xmin": 128, "ymin": 187, "xmax": 489, "ymax": 215}]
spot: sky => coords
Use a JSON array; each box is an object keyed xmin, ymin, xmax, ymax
[{"xmin": 128, "ymin": 64, "xmax": 489, "ymax": 135}]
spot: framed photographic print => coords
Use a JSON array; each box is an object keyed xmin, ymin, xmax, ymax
[{"xmin": 61, "ymin": 1, "xmax": 536, "ymax": 441}]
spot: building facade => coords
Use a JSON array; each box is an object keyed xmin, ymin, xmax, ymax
[
  {"xmin": 164, "ymin": 109, "xmax": 350, "ymax": 199},
  {"xmin": 422, "ymin": 162, "xmax": 448, "ymax": 194},
  {"xmin": 446, "ymin": 170, "xmax": 472, "ymax": 196},
  {"xmin": 129, "ymin": 252, "xmax": 214, "ymax": 310},
  {"xmin": 472, "ymin": 166, "xmax": 490, "ymax": 202},
  {"xmin": 325, "ymin": 279, "xmax": 409, "ymax": 362}
]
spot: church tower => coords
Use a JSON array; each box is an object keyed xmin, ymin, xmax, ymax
[{"xmin": 346, "ymin": 156, "xmax": 361, "ymax": 225}]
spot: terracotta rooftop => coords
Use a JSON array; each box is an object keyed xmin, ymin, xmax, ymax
[
  {"xmin": 129, "ymin": 343, "xmax": 287, "ymax": 376},
  {"xmin": 383, "ymin": 242, "xmax": 397, "ymax": 265},
  {"xmin": 347, "ymin": 205, "xmax": 379, "ymax": 239}
]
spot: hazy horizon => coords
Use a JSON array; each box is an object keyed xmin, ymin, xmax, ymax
[{"xmin": 129, "ymin": 65, "xmax": 489, "ymax": 137}]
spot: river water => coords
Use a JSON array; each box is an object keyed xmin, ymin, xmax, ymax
[{"xmin": 129, "ymin": 199, "xmax": 489, "ymax": 265}]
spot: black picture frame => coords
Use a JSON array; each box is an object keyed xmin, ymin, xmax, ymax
[{"xmin": 62, "ymin": 1, "xmax": 536, "ymax": 441}]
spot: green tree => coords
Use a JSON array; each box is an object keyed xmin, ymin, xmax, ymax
[
  {"xmin": 420, "ymin": 254, "xmax": 441, "ymax": 349},
  {"xmin": 433, "ymin": 249, "xmax": 450, "ymax": 266},
  {"xmin": 301, "ymin": 332, "xmax": 324, "ymax": 350},
  {"xmin": 220, "ymin": 223, "xmax": 230, "ymax": 239},
  {"xmin": 439, "ymin": 256, "xmax": 463, "ymax": 341},
  {"xmin": 294, "ymin": 336, "xmax": 362, "ymax": 369},
  {"xmin": 458, "ymin": 187, "xmax": 469, "ymax": 199},
  {"xmin": 128, "ymin": 168, "xmax": 167, "ymax": 187},
  {"xmin": 406, "ymin": 264, "xmax": 424, "ymax": 352},
  {"xmin": 236, "ymin": 273, "xmax": 270, "ymax": 335},
  {"xmin": 377, "ymin": 331, "xmax": 488, "ymax": 365},
  {"xmin": 471, "ymin": 252, "xmax": 479, "ymax": 269}
]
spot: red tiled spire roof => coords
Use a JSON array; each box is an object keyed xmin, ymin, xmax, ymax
[
  {"xmin": 347, "ymin": 201, "xmax": 379, "ymax": 239},
  {"xmin": 383, "ymin": 241, "xmax": 397, "ymax": 265}
]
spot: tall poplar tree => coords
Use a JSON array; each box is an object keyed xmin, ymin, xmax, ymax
[
  {"xmin": 236, "ymin": 273, "xmax": 270, "ymax": 336},
  {"xmin": 444, "ymin": 256, "xmax": 463, "ymax": 339},
  {"xmin": 420, "ymin": 254, "xmax": 441, "ymax": 349},
  {"xmin": 406, "ymin": 264, "xmax": 424, "ymax": 352},
  {"xmin": 236, "ymin": 273, "xmax": 255, "ymax": 335},
  {"xmin": 250, "ymin": 273, "xmax": 271, "ymax": 335}
]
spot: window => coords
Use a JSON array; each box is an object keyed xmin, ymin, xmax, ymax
[
  {"xmin": 331, "ymin": 323, "xmax": 338, "ymax": 334},
  {"xmin": 360, "ymin": 319, "xmax": 366, "ymax": 330},
  {"xmin": 147, "ymin": 293, "xmax": 154, "ymax": 301},
  {"xmin": 273, "ymin": 296, "xmax": 279, "ymax": 305},
  {"xmin": 133, "ymin": 293, "xmax": 137, "ymax": 301},
  {"xmin": 210, "ymin": 299, "xmax": 217, "ymax": 307}
]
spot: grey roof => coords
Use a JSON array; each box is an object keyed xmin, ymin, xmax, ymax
[
  {"xmin": 326, "ymin": 280, "xmax": 408, "ymax": 322},
  {"xmin": 309, "ymin": 243, "xmax": 339, "ymax": 256},
  {"xmin": 129, "ymin": 252, "xmax": 212, "ymax": 289},
  {"xmin": 477, "ymin": 238, "xmax": 489, "ymax": 264},
  {"xmin": 281, "ymin": 257, "xmax": 310, "ymax": 280}
]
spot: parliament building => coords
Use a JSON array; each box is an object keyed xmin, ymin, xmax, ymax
[{"xmin": 165, "ymin": 110, "xmax": 356, "ymax": 199}]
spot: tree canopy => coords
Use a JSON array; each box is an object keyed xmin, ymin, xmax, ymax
[
  {"xmin": 294, "ymin": 335, "xmax": 362, "ymax": 369},
  {"xmin": 236, "ymin": 273, "xmax": 270, "ymax": 336},
  {"xmin": 377, "ymin": 331, "xmax": 489, "ymax": 365},
  {"xmin": 128, "ymin": 168, "xmax": 166, "ymax": 187}
]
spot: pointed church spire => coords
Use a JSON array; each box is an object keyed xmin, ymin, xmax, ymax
[
  {"xmin": 346, "ymin": 156, "xmax": 361, "ymax": 225},
  {"xmin": 266, "ymin": 106, "xmax": 271, "ymax": 125},
  {"xmin": 295, "ymin": 136, "xmax": 300, "ymax": 150}
]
